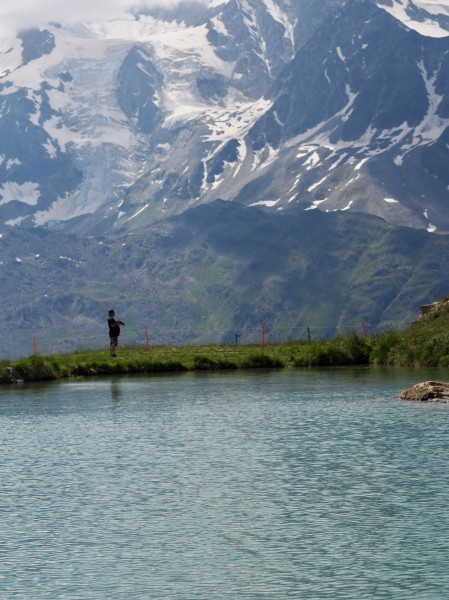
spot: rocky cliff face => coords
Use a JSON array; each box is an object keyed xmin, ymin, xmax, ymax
[{"xmin": 1, "ymin": 0, "xmax": 449, "ymax": 234}]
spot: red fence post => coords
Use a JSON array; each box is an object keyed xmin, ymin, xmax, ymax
[
  {"xmin": 144, "ymin": 325, "xmax": 150, "ymax": 351},
  {"xmin": 361, "ymin": 320, "xmax": 367, "ymax": 338}
]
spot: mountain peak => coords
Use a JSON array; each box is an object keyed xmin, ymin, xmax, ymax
[{"xmin": 1, "ymin": 0, "xmax": 449, "ymax": 234}]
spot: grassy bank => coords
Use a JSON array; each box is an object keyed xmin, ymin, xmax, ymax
[
  {"xmin": 2, "ymin": 301, "xmax": 449, "ymax": 384},
  {"xmin": 0, "ymin": 333, "xmax": 370, "ymax": 384}
]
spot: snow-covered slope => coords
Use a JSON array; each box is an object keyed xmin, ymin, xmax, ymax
[
  {"xmin": 224, "ymin": 0, "xmax": 449, "ymax": 233},
  {"xmin": 1, "ymin": 0, "xmax": 449, "ymax": 234},
  {"xmin": 0, "ymin": 0, "xmax": 298, "ymax": 231},
  {"xmin": 193, "ymin": 0, "xmax": 449, "ymax": 233},
  {"xmin": 378, "ymin": 0, "xmax": 449, "ymax": 37}
]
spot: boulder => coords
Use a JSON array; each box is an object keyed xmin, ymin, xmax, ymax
[
  {"xmin": 3, "ymin": 367, "xmax": 24, "ymax": 384},
  {"xmin": 397, "ymin": 381, "xmax": 449, "ymax": 402}
]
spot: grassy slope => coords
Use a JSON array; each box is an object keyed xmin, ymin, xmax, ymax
[{"xmin": 372, "ymin": 296, "xmax": 449, "ymax": 367}]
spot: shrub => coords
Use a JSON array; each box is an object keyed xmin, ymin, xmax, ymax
[
  {"xmin": 194, "ymin": 355, "xmax": 219, "ymax": 370},
  {"xmin": 242, "ymin": 353, "xmax": 284, "ymax": 369},
  {"xmin": 143, "ymin": 361, "xmax": 187, "ymax": 373},
  {"xmin": 369, "ymin": 330, "xmax": 402, "ymax": 364},
  {"xmin": 12, "ymin": 356, "xmax": 58, "ymax": 381},
  {"xmin": 193, "ymin": 355, "xmax": 238, "ymax": 370},
  {"xmin": 334, "ymin": 333, "xmax": 370, "ymax": 364}
]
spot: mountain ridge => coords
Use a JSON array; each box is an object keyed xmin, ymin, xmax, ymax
[{"xmin": 1, "ymin": 0, "xmax": 449, "ymax": 233}]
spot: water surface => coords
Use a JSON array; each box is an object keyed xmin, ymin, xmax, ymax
[{"xmin": 1, "ymin": 367, "xmax": 449, "ymax": 598}]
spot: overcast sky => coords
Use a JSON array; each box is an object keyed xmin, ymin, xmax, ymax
[{"xmin": 0, "ymin": 0, "xmax": 211, "ymax": 34}]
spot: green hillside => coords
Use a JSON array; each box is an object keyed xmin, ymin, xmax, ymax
[
  {"xmin": 370, "ymin": 295, "xmax": 449, "ymax": 367},
  {"xmin": 2, "ymin": 201, "xmax": 449, "ymax": 358}
]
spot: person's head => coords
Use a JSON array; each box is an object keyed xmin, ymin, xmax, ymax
[{"xmin": 108, "ymin": 309, "xmax": 115, "ymax": 317}]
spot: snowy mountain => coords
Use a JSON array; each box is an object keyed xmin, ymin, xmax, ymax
[
  {"xmin": 3, "ymin": 0, "xmax": 449, "ymax": 356},
  {"xmin": 2, "ymin": 0, "xmax": 449, "ymax": 234},
  {"xmin": 0, "ymin": 0, "xmax": 295, "ymax": 232},
  {"xmin": 242, "ymin": 0, "xmax": 449, "ymax": 232}
]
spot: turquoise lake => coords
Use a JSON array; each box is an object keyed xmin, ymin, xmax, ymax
[{"xmin": 1, "ymin": 367, "xmax": 449, "ymax": 599}]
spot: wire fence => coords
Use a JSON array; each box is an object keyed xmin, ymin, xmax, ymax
[{"xmin": 14, "ymin": 318, "xmax": 410, "ymax": 360}]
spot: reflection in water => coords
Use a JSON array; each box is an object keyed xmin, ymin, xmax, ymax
[
  {"xmin": 0, "ymin": 368, "xmax": 449, "ymax": 598},
  {"xmin": 110, "ymin": 378, "xmax": 122, "ymax": 406}
]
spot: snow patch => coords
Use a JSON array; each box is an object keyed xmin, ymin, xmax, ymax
[
  {"xmin": 0, "ymin": 181, "xmax": 40, "ymax": 206},
  {"xmin": 127, "ymin": 203, "xmax": 149, "ymax": 221},
  {"xmin": 250, "ymin": 142, "xmax": 279, "ymax": 173},
  {"xmin": 5, "ymin": 217, "xmax": 26, "ymax": 226},
  {"xmin": 249, "ymin": 199, "xmax": 279, "ymax": 208},
  {"xmin": 43, "ymin": 139, "xmax": 59, "ymax": 159},
  {"xmin": 203, "ymin": 97, "xmax": 272, "ymax": 145},
  {"xmin": 328, "ymin": 152, "xmax": 348, "ymax": 170},
  {"xmin": 414, "ymin": 1, "xmax": 449, "ymax": 18},
  {"xmin": 261, "ymin": 0, "xmax": 296, "ymax": 48},
  {"xmin": 354, "ymin": 157, "xmax": 369, "ymax": 171},
  {"xmin": 289, "ymin": 173, "xmax": 301, "ymax": 193},
  {"xmin": 233, "ymin": 140, "xmax": 248, "ymax": 177},
  {"xmin": 336, "ymin": 46, "xmax": 346, "ymax": 62},
  {"xmin": 308, "ymin": 176, "xmax": 328, "ymax": 192},
  {"xmin": 378, "ymin": 0, "xmax": 449, "ymax": 37},
  {"xmin": 305, "ymin": 198, "xmax": 328, "ymax": 211},
  {"xmin": 6, "ymin": 158, "xmax": 21, "ymax": 170},
  {"xmin": 210, "ymin": 15, "xmax": 229, "ymax": 37},
  {"xmin": 423, "ymin": 209, "xmax": 437, "ymax": 232},
  {"xmin": 303, "ymin": 151, "xmax": 321, "ymax": 170}
]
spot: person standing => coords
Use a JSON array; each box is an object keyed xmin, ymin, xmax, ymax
[{"xmin": 108, "ymin": 309, "xmax": 124, "ymax": 357}]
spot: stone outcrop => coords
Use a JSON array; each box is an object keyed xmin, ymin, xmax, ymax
[
  {"xmin": 2, "ymin": 367, "xmax": 24, "ymax": 384},
  {"xmin": 397, "ymin": 381, "xmax": 449, "ymax": 402},
  {"xmin": 418, "ymin": 294, "xmax": 449, "ymax": 320}
]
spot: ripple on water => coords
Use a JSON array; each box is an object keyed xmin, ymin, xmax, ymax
[{"xmin": 0, "ymin": 369, "xmax": 449, "ymax": 598}]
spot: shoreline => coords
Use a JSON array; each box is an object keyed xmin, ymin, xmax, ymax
[
  {"xmin": 2, "ymin": 320, "xmax": 449, "ymax": 385},
  {"xmin": 0, "ymin": 337, "xmax": 370, "ymax": 385}
]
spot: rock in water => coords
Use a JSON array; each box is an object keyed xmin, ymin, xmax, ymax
[{"xmin": 397, "ymin": 381, "xmax": 449, "ymax": 403}]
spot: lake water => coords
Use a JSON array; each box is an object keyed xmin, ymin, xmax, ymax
[{"xmin": 1, "ymin": 367, "xmax": 449, "ymax": 599}]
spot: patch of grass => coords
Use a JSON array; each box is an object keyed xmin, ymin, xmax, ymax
[
  {"xmin": 368, "ymin": 329, "xmax": 403, "ymax": 364},
  {"xmin": 290, "ymin": 334, "xmax": 370, "ymax": 367},
  {"xmin": 193, "ymin": 355, "xmax": 238, "ymax": 370},
  {"xmin": 241, "ymin": 353, "xmax": 284, "ymax": 369},
  {"xmin": 12, "ymin": 355, "xmax": 59, "ymax": 381}
]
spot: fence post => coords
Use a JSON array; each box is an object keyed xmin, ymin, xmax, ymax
[
  {"xmin": 262, "ymin": 321, "xmax": 265, "ymax": 347},
  {"xmin": 361, "ymin": 320, "xmax": 367, "ymax": 338},
  {"xmin": 144, "ymin": 325, "xmax": 150, "ymax": 351},
  {"xmin": 33, "ymin": 336, "xmax": 38, "ymax": 355}
]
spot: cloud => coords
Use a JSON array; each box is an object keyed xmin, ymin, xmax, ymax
[{"xmin": 0, "ymin": 0, "xmax": 212, "ymax": 34}]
